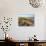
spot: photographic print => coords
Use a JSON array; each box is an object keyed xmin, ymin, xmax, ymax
[{"xmin": 18, "ymin": 17, "xmax": 34, "ymax": 26}]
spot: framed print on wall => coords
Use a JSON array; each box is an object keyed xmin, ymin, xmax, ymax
[{"xmin": 17, "ymin": 14, "xmax": 34, "ymax": 26}]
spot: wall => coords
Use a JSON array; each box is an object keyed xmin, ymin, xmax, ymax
[{"xmin": 0, "ymin": 0, "xmax": 46, "ymax": 40}]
